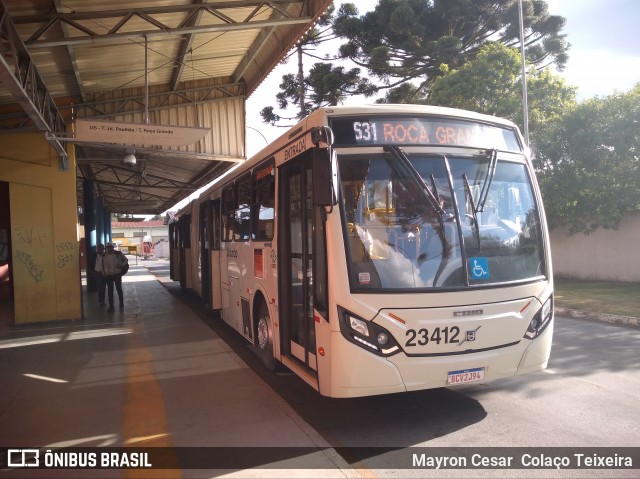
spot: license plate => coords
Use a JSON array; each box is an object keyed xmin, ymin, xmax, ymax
[{"xmin": 447, "ymin": 367, "xmax": 485, "ymax": 385}]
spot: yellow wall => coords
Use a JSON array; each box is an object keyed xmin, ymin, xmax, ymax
[{"xmin": 0, "ymin": 133, "xmax": 81, "ymax": 323}]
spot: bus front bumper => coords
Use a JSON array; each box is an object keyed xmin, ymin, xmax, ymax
[{"xmin": 327, "ymin": 320, "xmax": 553, "ymax": 398}]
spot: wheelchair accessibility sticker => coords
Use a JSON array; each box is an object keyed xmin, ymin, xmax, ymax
[{"xmin": 469, "ymin": 257, "xmax": 490, "ymax": 280}]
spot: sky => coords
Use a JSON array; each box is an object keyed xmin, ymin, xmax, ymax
[
  {"xmin": 545, "ymin": 0, "xmax": 640, "ymax": 97},
  {"xmin": 244, "ymin": 0, "xmax": 640, "ymax": 158}
]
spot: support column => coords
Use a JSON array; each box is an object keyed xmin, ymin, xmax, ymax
[
  {"xmin": 103, "ymin": 207, "xmax": 112, "ymax": 243},
  {"xmin": 95, "ymin": 199, "xmax": 105, "ymax": 247},
  {"xmin": 83, "ymin": 180, "xmax": 97, "ymax": 292}
]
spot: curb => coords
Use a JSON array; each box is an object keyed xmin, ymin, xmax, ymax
[{"xmin": 555, "ymin": 307, "xmax": 640, "ymax": 328}]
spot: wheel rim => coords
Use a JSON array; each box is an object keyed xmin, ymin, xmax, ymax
[{"xmin": 257, "ymin": 317, "xmax": 269, "ymax": 351}]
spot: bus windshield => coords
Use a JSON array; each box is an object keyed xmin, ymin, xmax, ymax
[{"xmin": 339, "ymin": 152, "xmax": 546, "ymax": 291}]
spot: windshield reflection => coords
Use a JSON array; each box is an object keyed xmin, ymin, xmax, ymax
[{"xmin": 339, "ymin": 153, "xmax": 545, "ymax": 291}]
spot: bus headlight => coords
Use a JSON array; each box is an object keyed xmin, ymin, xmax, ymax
[
  {"xmin": 349, "ymin": 316, "xmax": 370, "ymax": 337},
  {"xmin": 339, "ymin": 307, "xmax": 401, "ymax": 356},
  {"xmin": 524, "ymin": 295, "xmax": 553, "ymax": 339}
]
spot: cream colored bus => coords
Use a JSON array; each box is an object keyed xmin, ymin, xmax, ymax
[{"xmin": 170, "ymin": 105, "xmax": 554, "ymax": 398}]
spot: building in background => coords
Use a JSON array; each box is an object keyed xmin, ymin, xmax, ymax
[{"xmin": 111, "ymin": 221, "xmax": 169, "ymax": 258}]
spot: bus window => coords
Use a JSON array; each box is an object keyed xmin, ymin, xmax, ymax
[
  {"xmin": 235, "ymin": 176, "xmax": 252, "ymax": 241},
  {"xmin": 222, "ymin": 187, "xmax": 235, "ymax": 242},
  {"xmin": 252, "ymin": 162, "xmax": 275, "ymax": 241}
]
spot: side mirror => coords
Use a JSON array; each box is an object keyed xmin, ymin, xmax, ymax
[{"xmin": 312, "ymin": 148, "xmax": 338, "ymax": 207}]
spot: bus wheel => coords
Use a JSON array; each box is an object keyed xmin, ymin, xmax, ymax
[{"xmin": 256, "ymin": 301, "xmax": 277, "ymax": 371}]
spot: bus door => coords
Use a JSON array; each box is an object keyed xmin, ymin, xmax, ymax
[
  {"xmin": 210, "ymin": 199, "xmax": 222, "ymax": 310},
  {"xmin": 279, "ymin": 155, "xmax": 320, "ymax": 373},
  {"xmin": 169, "ymin": 222, "xmax": 179, "ymax": 281},
  {"xmin": 220, "ymin": 186, "xmax": 240, "ymax": 330},
  {"xmin": 178, "ymin": 214, "xmax": 191, "ymax": 289},
  {"xmin": 199, "ymin": 201, "xmax": 211, "ymax": 307}
]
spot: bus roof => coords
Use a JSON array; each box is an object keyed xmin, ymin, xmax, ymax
[{"xmin": 314, "ymin": 104, "xmax": 518, "ymax": 128}]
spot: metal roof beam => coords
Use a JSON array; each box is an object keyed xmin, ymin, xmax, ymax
[
  {"xmin": 76, "ymin": 161, "xmax": 199, "ymax": 190},
  {"xmin": 233, "ymin": 23, "xmax": 279, "ymax": 84},
  {"xmin": 87, "ymin": 181, "xmax": 179, "ymax": 201},
  {"xmin": 56, "ymin": 82, "xmax": 245, "ymax": 119},
  {"xmin": 53, "ymin": 0, "xmax": 86, "ymax": 102},
  {"xmin": 0, "ymin": 0, "xmax": 68, "ymax": 170},
  {"xmin": 13, "ymin": 1, "xmax": 300, "ymax": 25},
  {"xmin": 19, "ymin": 6, "xmax": 312, "ymax": 49},
  {"xmin": 170, "ymin": 0, "xmax": 206, "ymax": 91}
]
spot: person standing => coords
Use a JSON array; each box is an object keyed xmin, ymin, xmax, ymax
[
  {"xmin": 96, "ymin": 242, "xmax": 128, "ymax": 311},
  {"xmin": 88, "ymin": 243, "xmax": 107, "ymax": 307}
]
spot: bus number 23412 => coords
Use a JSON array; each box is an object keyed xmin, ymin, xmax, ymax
[{"xmin": 405, "ymin": 326, "xmax": 461, "ymax": 347}]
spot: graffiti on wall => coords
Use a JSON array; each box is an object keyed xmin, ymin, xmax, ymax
[
  {"xmin": 14, "ymin": 249, "xmax": 44, "ymax": 283},
  {"xmin": 55, "ymin": 241, "xmax": 75, "ymax": 269},
  {"xmin": 13, "ymin": 224, "xmax": 77, "ymax": 282},
  {"xmin": 14, "ymin": 226, "xmax": 47, "ymax": 247}
]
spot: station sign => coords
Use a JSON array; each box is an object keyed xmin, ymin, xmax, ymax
[{"xmin": 75, "ymin": 119, "xmax": 209, "ymax": 147}]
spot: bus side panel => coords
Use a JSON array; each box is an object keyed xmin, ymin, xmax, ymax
[
  {"xmin": 222, "ymin": 244, "xmax": 243, "ymax": 333},
  {"xmin": 248, "ymin": 241, "xmax": 279, "ymax": 353},
  {"xmin": 191, "ymin": 203, "xmax": 202, "ymax": 296},
  {"xmin": 170, "ymin": 248, "xmax": 180, "ymax": 281},
  {"xmin": 210, "ymin": 249, "xmax": 222, "ymax": 310},
  {"xmin": 184, "ymin": 248, "xmax": 193, "ymax": 289},
  {"xmin": 239, "ymin": 242, "xmax": 253, "ymax": 340},
  {"xmin": 221, "ymin": 280, "xmax": 230, "ymax": 311},
  {"xmin": 221, "ymin": 242, "xmax": 230, "ymax": 311},
  {"xmin": 315, "ymin": 306, "xmax": 333, "ymax": 395},
  {"xmin": 328, "ymin": 331, "xmax": 405, "ymax": 398},
  {"xmin": 517, "ymin": 319, "xmax": 554, "ymax": 374}
]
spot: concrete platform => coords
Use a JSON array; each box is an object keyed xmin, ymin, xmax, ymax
[{"xmin": 0, "ymin": 260, "xmax": 358, "ymax": 478}]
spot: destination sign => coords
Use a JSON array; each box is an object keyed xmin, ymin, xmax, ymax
[
  {"xmin": 330, "ymin": 117, "xmax": 522, "ymax": 152},
  {"xmin": 75, "ymin": 119, "xmax": 209, "ymax": 147}
]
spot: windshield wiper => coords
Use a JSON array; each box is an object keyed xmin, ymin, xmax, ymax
[
  {"xmin": 476, "ymin": 148, "xmax": 498, "ymax": 213},
  {"xmin": 430, "ymin": 173, "xmax": 442, "ymax": 210},
  {"xmin": 383, "ymin": 145, "xmax": 445, "ymax": 216},
  {"xmin": 463, "ymin": 173, "xmax": 482, "ymax": 251}
]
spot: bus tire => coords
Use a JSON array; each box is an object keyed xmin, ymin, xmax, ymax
[{"xmin": 255, "ymin": 301, "xmax": 277, "ymax": 371}]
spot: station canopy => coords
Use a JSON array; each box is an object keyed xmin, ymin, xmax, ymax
[{"xmin": 0, "ymin": 0, "xmax": 331, "ymax": 214}]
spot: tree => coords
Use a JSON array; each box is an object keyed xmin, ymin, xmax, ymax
[
  {"xmin": 375, "ymin": 82, "xmax": 429, "ymax": 104},
  {"xmin": 260, "ymin": 64, "xmax": 376, "ymax": 125},
  {"xmin": 334, "ymin": 0, "xmax": 569, "ymax": 102},
  {"xmin": 420, "ymin": 43, "xmax": 640, "ymax": 234},
  {"xmin": 535, "ymin": 84, "xmax": 640, "ymax": 234},
  {"xmin": 260, "ymin": 4, "xmax": 376, "ymax": 126},
  {"xmin": 426, "ymin": 42, "xmax": 576, "ymax": 138}
]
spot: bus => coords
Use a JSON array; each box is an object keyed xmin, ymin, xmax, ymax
[{"xmin": 170, "ymin": 104, "xmax": 554, "ymax": 398}]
